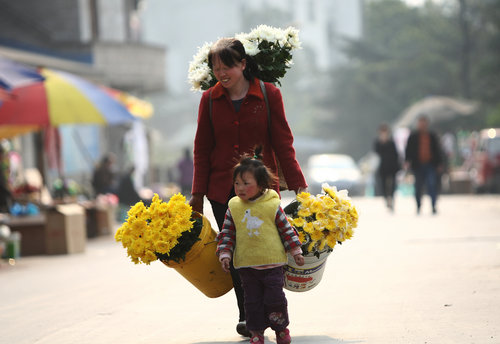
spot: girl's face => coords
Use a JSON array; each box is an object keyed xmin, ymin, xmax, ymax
[
  {"xmin": 212, "ymin": 55, "xmax": 246, "ymax": 90},
  {"xmin": 234, "ymin": 171, "xmax": 261, "ymax": 201}
]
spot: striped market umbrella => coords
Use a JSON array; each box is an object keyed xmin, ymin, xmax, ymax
[
  {"xmin": 0, "ymin": 68, "xmax": 138, "ymax": 136},
  {"xmin": 0, "ymin": 56, "xmax": 45, "ymax": 91}
]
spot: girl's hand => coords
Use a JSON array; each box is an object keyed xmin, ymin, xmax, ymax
[
  {"xmin": 221, "ymin": 257, "xmax": 231, "ymax": 273},
  {"xmin": 294, "ymin": 254, "xmax": 305, "ymax": 266}
]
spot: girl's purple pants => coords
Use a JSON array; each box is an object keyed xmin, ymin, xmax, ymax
[{"xmin": 238, "ymin": 266, "xmax": 289, "ymax": 332}]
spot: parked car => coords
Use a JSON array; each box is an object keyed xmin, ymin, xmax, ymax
[
  {"xmin": 471, "ymin": 128, "xmax": 500, "ymax": 193},
  {"xmin": 306, "ymin": 154, "xmax": 365, "ymax": 196}
]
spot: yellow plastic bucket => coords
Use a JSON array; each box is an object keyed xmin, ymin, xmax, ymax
[
  {"xmin": 162, "ymin": 214, "xmax": 233, "ymax": 298},
  {"xmin": 284, "ymin": 251, "xmax": 331, "ymax": 292}
]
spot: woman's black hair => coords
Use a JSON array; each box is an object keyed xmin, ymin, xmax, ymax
[
  {"xmin": 233, "ymin": 145, "xmax": 276, "ymax": 190},
  {"xmin": 208, "ymin": 38, "xmax": 260, "ymax": 81}
]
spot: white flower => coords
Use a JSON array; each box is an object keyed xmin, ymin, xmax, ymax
[
  {"xmin": 285, "ymin": 26, "xmax": 301, "ymax": 50},
  {"xmin": 253, "ymin": 25, "xmax": 279, "ymax": 43},
  {"xmin": 337, "ymin": 189, "xmax": 350, "ymax": 201},
  {"xmin": 187, "ymin": 26, "xmax": 301, "ymax": 91},
  {"xmin": 240, "ymin": 39, "xmax": 260, "ymax": 56}
]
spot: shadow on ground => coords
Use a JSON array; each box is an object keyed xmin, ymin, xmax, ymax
[{"xmin": 191, "ymin": 335, "xmax": 364, "ymax": 344}]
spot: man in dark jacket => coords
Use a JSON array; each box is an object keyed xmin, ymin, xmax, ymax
[{"xmin": 405, "ymin": 115, "xmax": 443, "ymax": 214}]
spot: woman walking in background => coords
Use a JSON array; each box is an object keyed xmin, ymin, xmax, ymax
[{"xmin": 374, "ymin": 124, "xmax": 400, "ymax": 211}]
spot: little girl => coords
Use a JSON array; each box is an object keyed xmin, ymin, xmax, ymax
[{"xmin": 216, "ymin": 147, "xmax": 305, "ymax": 344}]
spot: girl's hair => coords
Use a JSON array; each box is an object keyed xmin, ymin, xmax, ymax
[
  {"xmin": 233, "ymin": 146, "xmax": 276, "ymax": 190},
  {"xmin": 208, "ymin": 38, "xmax": 260, "ymax": 81}
]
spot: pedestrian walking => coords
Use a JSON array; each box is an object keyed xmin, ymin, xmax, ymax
[
  {"xmin": 91, "ymin": 153, "xmax": 116, "ymax": 196},
  {"xmin": 216, "ymin": 147, "xmax": 304, "ymax": 344},
  {"xmin": 374, "ymin": 124, "xmax": 401, "ymax": 211},
  {"xmin": 404, "ymin": 115, "xmax": 443, "ymax": 214},
  {"xmin": 189, "ymin": 37, "xmax": 307, "ymax": 337}
]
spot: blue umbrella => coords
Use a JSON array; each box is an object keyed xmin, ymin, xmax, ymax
[{"xmin": 0, "ymin": 56, "xmax": 44, "ymax": 90}]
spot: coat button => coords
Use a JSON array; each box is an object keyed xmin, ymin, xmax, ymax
[{"xmin": 233, "ymin": 144, "xmax": 239, "ymax": 149}]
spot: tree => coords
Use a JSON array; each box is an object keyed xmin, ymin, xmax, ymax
[{"xmin": 315, "ymin": 0, "xmax": 500, "ymax": 160}]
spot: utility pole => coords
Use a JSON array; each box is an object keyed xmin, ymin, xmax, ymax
[{"xmin": 458, "ymin": 0, "xmax": 471, "ymax": 99}]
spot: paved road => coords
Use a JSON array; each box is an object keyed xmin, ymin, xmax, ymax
[{"xmin": 1, "ymin": 195, "xmax": 499, "ymax": 344}]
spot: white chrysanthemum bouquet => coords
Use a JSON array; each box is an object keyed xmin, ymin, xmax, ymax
[{"xmin": 188, "ymin": 25, "xmax": 301, "ymax": 91}]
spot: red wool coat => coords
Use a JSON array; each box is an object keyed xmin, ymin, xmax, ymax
[{"xmin": 192, "ymin": 78, "xmax": 307, "ymax": 204}]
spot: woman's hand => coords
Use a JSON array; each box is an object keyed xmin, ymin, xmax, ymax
[
  {"xmin": 295, "ymin": 187, "xmax": 308, "ymax": 195},
  {"xmin": 293, "ymin": 254, "xmax": 305, "ymax": 266},
  {"xmin": 189, "ymin": 194, "xmax": 204, "ymax": 214},
  {"xmin": 220, "ymin": 257, "xmax": 231, "ymax": 273}
]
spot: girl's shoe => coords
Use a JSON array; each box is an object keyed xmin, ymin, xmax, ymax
[
  {"xmin": 276, "ymin": 328, "xmax": 291, "ymax": 344},
  {"xmin": 249, "ymin": 333, "xmax": 265, "ymax": 344}
]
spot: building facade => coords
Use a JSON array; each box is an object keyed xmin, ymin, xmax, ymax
[{"xmin": 0, "ymin": 0, "xmax": 166, "ymax": 194}]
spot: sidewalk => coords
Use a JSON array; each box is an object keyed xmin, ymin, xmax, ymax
[{"xmin": 1, "ymin": 195, "xmax": 499, "ymax": 344}]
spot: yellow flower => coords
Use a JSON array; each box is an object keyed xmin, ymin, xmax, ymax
[
  {"xmin": 350, "ymin": 206, "xmax": 359, "ymax": 220},
  {"xmin": 303, "ymin": 222, "xmax": 315, "ymax": 234},
  {"xmin": 297, "ymin": 207, "xmax": 312, "ymax": 218},
  {"xmin": 325, "ymin": 218, "xmax": 336, "ymax": 230},
  {"xmin": 116, "ymin": 190, "xmax": 204, "ymax": 265},
  {"xmin": 316, "ymin": 212, "xmax": 326, "ymax": 221},
  {"xmin": 310, "ymin": 200, "xmax": 323, "ymax": 214},
  {"xmin": 320, "ymin": 195, "xmax": 335, "ymax": 208},
  {"xmin": 328, "ymin": 208, "xmax": 340, "ymax": 217},
  {"xmin": 301, "ymin": 197, "xmax": 314, "ymax": 209},
  {"xmin": 307, "ymin": 241, "xmax": 316, "ymax": 253},
  {"xmin": 115, "ymin": 227, "xmax": 123, "ymax": 242},
  {"xmin": 167, "ymin": 222, "xmax": 184, "ymax": 237},
  {"xmin": 286, "ymin": 183, "xmax": 359, "ymax": 255},
  {"xmin": 142, "ymin": 249, "xmax": 157, "ymax": 265},
  {"xmin": 322, "ymin": 184, "xmax": 338, "ymax": 199},
  {"xmin": 293, "ymin": 217, "xmax": 305, "ymax": 228},
  {"xmin": 170, "ymin": 193, "xmax": 187, "ymax": 204},
  {"xmin": 318, "ymin": 238, "xmax": 327, "ymax": 251},
  {"xmin": 344, "ymin": 227, "xmax": 354, "ymax": 240},
  {"xmin": 298, "ymin": 231, "xmax": 307, "ymax": 244},
  {"xmin": 155, "ymin": 240, "xmax": 172, "ymax": 254},
  {"xmin": 325, "ymin": 233, "xmax": 337, "ymax": 248},
  {"xmin": 313, "ymin": 220, "xmax": 324, "ymax": 231},
  {"xmin": 310, "ymin": 229, "xmax": 324, "ymax": 241},
  {"xmin": 296, "ymin": 191, "xmax": 311, "ymax": 204},
  {"xmin": 337, "ymin": 218, "xmax": 347, "ymax": 229},
  {"xmin": 127, "ymin": 201, "xmax": 147, "ymax": 218},
  {"xmin": 176, "ymin": 216, "xmax": 195, "ymax": 231}
]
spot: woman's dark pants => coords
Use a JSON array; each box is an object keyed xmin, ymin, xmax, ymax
[{"xmin": 210, "ymin": 195, "xmax": 246, "ymax": 322}]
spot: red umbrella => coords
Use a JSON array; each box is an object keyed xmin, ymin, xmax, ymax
[{"xmin": 0, "ymin": 68, "xmax": 140, "ymax": 138}]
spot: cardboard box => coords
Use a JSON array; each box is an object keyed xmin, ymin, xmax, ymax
[
  {"xmin": 96, "ymin": 205, "xmax": 116, "ymax": 236},
  {"xmin": 45, "ymin": 204, "xmax": 86, "ymax": 254},
  {"xmin": 6, "ymin": 214, "xmax": 46, "ymax": 256}
]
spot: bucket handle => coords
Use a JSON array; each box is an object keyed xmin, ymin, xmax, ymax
[{"xmin": 205, "ymin": 240, "xmax": 217, "ymax": 247}]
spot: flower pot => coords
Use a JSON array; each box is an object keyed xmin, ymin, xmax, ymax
[
  {"xmin": 162, "ymin": 214, "xmax": 233, "ymax": 298},
  {"xmin": 283, "ymin": 250, "xmax": 331, "ymax": 292}
]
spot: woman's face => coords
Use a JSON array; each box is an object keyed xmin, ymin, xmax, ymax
[
  {"xmin": 234, "ymin": 171, "xmax": 261, "ymax": 201},
  {"xmin": 212, "ymin": 55, "xmax": 246, "ymax": 90}
]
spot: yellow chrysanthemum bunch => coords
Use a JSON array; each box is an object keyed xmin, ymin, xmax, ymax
[
  {"xmin": 285, "ymin": 183, "xmax": 359, "ymax": 257},
  {"xmin": 115, "ymin": 193, "xmax": 199, "ymax": 265}
]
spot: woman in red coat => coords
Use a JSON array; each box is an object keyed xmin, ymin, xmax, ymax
[{"xmin": 189, "ymin": 38, "xmax": 307, "ymax": 337}]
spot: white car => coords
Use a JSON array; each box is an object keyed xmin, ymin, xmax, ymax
[{"xmin": 306, "ymin": 154, "xmax": 365, "ymax": 196}]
